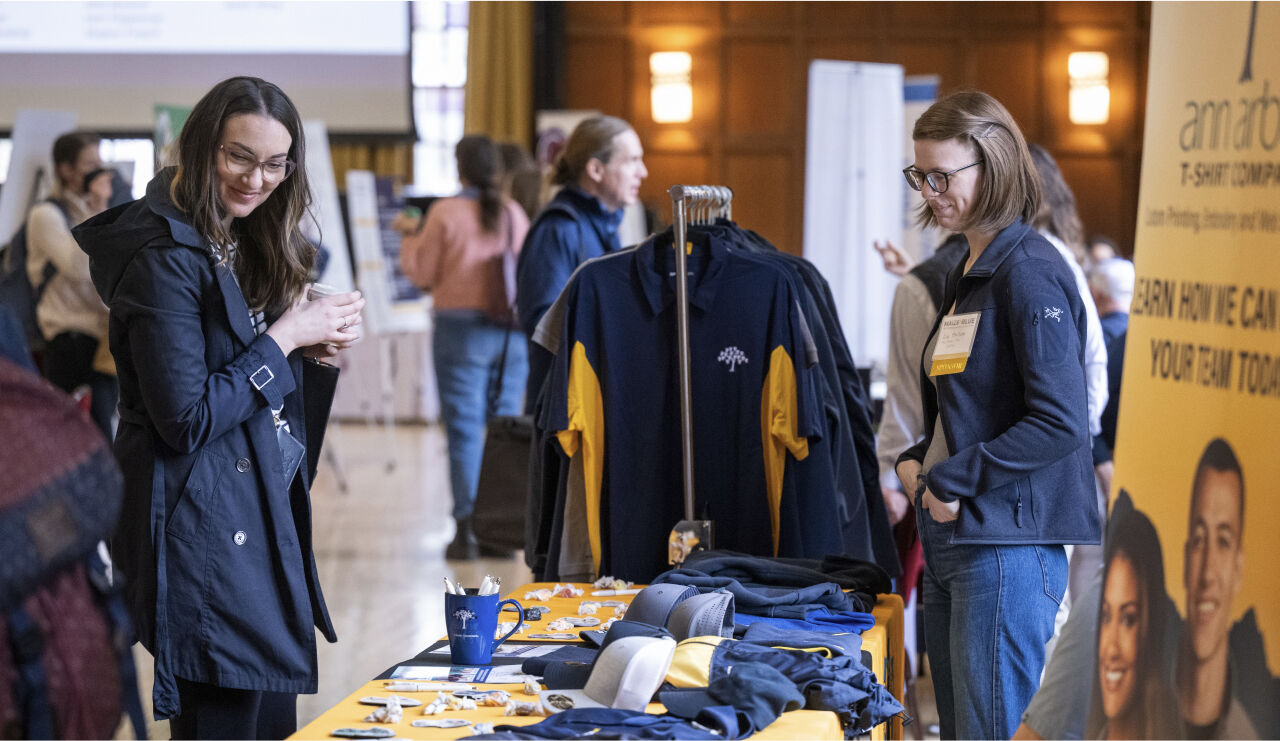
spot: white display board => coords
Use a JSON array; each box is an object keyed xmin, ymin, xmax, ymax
[
  {"xmin": 802, "ymin": 60, "xmax": 905, "ymax": 372},
  {"xmin": 0, "ymin": 109, "xmax": 76, "ymax": 245},
  {"xmin": 345, "ymin": 169, "xmax": 429, "ymax": 336},
  {"xmin": 303, "ymin": 120, "xmax": 354, "ymax": 293}
]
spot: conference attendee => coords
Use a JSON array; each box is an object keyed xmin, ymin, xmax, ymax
[
  {"xmin": 895, "ymin": 89, "xmax": 1100, "ymax": 739},
  {"xmin": 1177, "ymin": 438, "xmax": 1257, "ymax": 739},
  {"xmin": 1086, "ymin": 505, "xmax": 1180, "ymax": 739},
  {"xmin": 75, "ymin": 76, "xmax": 364, "ymax": 739},
  {"xmin": 1089, "ymin": 233, "xmax": 1120, "ymax": 267},
  {"xmin": 396, "ymin": 134, "xmax": 530, "ymax": 560},
  {"xmin": 499, "ymin": 140, "xmax": 543, "ymax": 220},
  {"xmin": 1028, "ymin": 143, "xmax": 1111, "ymax": 623},
  {"xmin": 515, "ymin": 115, "xmax": 647, "ymax": 410},
  {"xmin": 26, "ymin": 131, "xmax": 117, "ymax": 439},
  {"xmin": 1090, "ymin": 256, "xmax": 1135, "ymax": 466}
]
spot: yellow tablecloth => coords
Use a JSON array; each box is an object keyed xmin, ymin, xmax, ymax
[
  {"xmin": 291, "ymin": 678, "xmax": 843, "ymax": 740},
  {"xmin": 288, "ymin": 581, "xmax": 891, "ymax": 740}
]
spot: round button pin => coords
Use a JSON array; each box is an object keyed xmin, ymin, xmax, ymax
[
  {"xmin": 236, "ymin": 458, "xmax": 251, "ymax": 472},
  {"xmin": 233, "ymin": 531, "xmax": 247, "ymax": 546}
]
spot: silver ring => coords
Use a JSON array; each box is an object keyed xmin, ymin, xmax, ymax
[{"xmin": 340, "ymin": 322, "xmax": 349, "ymax": 332}]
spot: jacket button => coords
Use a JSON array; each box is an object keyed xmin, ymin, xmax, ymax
[
  {"xmin": 236, "ymin": 458, "xmax": 251, "ymax": 473},
  {"xmin": 233, "ymin": 531, "xmax": 247, "ymax": 546}
]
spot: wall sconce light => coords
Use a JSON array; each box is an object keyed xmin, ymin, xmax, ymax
[
  {"xmin": 1068, "ymin": 51, "xmax": 1110, "ymax": 125},
  {"xmin": 650, "ymin": 51, "xmax": 692, "ymax": 124}
]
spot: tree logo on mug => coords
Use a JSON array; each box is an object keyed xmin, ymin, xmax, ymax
[{"xmin": 453, "ymin": 608, "xmax": 477, "ymax": 629}]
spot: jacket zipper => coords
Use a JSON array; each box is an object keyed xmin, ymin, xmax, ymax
[{"xmin": 1015, "ymin": 493, "xmax": 1023, "ymax": 527}]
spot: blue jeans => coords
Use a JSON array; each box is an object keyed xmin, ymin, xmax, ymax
[
  {"xmin": 916, "ymin": 497, "xmax": 1067, "ymax": 740},
  {"xmin": 433, "ymin": 312, "xmax": 528, "ymax": 520}
]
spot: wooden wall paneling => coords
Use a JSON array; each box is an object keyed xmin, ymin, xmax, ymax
[
  {"xmin": 972, "ymin": 39, "xmax": 1043, "ymax": 140},
  {"xmin": 726, "ymin": 39, "xmax": 797, "ymax": 138},
  {"xmin": 564, "ymin": 36, "xmax": 631, "ymax": 117},
  {"xmin": 807, "ymin": 40, "xmax": 882, "ymax": 66},
  {"xmin": 886, "ymin": 40, "xmax": 961, "ymax": 80},
  {"xmin": 1056, "ymin": 155, "xmax": 1132, "ymax": 254},
  {"xmin": 888, "ymin": 2, "xmax": 961, "ymax": 29},
  {"xmin": 634, "ymin": 1, "xmax": 717, "ymax": 27},
  {"xmin": 802, "ymin": 1, "xmax": 881, "ymax": 34},
  {"xmin": 1049, "ymin": 1, "xmax": 1137, "ymax": 26},
  {"xmin": 725, "ymin": 151, "xmax": 796, "ymax": 253},
  {"xmin": 566, "ymin": 2, "xmax": 628, "ymax": 29},
  {"xmin": 725, "ymin": 1, "xmax": 797, "ymax": 28},
  {"xmin": 640, "ymin": 153, "xmax": 711, "ymax": 222},
  {"xmin": 968, "ymin": 2, "xmax": 1043, "ymax": 25}
]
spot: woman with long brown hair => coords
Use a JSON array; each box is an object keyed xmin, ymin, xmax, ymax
[{"xmin": 76, "ymin": 76, "xmax": 363, "ymax": 739}]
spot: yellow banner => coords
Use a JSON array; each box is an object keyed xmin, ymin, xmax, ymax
[{"xmin": 1100, "ymin": 2, "xmax": 1279, "ymax": 737}]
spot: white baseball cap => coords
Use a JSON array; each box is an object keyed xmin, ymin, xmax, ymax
[{"xmin": 539, "ymin": 635, "xmax": 677, "ymax": 714}]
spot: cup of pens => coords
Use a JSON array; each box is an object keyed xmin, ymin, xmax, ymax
[{"xmin": 444, "ymin": 577, "xmax": 524, "ymax": 666}]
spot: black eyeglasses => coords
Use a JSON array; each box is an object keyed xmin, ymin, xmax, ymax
[
  {"xmin": 219, "ymin": 145, "xmax": 296, "ymax": 183},
  {"xmin": 902, "ymin": 160, "xmax": 983, "ymax": 194}
]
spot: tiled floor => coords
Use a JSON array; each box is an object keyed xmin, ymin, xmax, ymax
[{"xmin": 127, "ymin": 421, "xmax": 937, "ymax": 739}]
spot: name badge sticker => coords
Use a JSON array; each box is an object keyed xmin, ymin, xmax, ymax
[{"xmin": 929, "ymin": 312, "xmax": 982, "ymax": 376}]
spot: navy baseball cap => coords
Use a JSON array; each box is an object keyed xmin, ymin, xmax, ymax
[
  {"xmin": 624, "ymin": 583, "xmax": 698, "ymax": 629},
  {"xmin": 659, "ymin": 662, "xmax": 804, "ymax": 735},
  {"xmin": 666, "ymin": 591, "xmax": 734, "ymax": 641}
]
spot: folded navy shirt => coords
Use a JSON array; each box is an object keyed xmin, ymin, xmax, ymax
[
  {"xmin": 462, "ymin": 707, "xmax": 722, "ymax": 739},
  {"xmin": 651, "ymin": 569, "xmax": 852, "ymax": 618}
]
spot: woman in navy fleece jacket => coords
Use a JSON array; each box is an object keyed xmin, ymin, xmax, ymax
[{"xmin": 895, "ymin": 90, "xmax": 1102, "ymax": 740}]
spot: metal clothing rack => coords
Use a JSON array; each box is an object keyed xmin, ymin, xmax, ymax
[{"xmin": 667, "ymin": 184, "xmax": 733, "ymax": 528}]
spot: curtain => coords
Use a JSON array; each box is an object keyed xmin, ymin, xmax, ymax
[
  {"xmin": 464, "ymin": 1, "xmax": 534, "ymax": 150},
  {"xmin": 329, "ymin": 141, "xmax": 414, "ymax": 189}
]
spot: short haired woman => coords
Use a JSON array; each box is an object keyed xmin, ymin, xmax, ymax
[
  {"xmin": 895, "ymin": 90, "xmax": 1101, "ymax": 739},
  {"xmin": 76, "ymin": 76, "xmax": 364, "ymax": 739}
]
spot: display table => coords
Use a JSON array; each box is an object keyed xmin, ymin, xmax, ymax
[{"xmin": 291, "ymin": 582, "xmax": 899, "ymax": 740}]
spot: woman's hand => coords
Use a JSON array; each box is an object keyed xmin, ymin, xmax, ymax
[
  {"xmin": 267, "ymin": 286, "xmax": 365, "ymax": 357},
  {"xmin": 921, "ymin": 489, "xmax": 960, "ymax": 522},
  {"xmin": 895, "ymin": 459, "xmax": 922, "ymax": 495}
]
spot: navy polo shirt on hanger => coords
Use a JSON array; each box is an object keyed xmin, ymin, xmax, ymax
[{"xmin": 544, "ymin": 231, "xmax": 823, "ymax": 582}]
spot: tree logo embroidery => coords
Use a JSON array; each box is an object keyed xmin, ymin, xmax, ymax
[
  {"xmin": 453, "ymin": 608, "xmax": 477, "ymax": 629},
  {"xmin": 1043, "ymin": 306, "xmax": 1064, "ymax": 322},
  {"xmin": 718, "ymin": 346, "xmax": 748, "ymax": 372}
]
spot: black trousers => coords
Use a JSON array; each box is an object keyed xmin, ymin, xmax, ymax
[
  {"xmin": 169, "ymin": 678, "xmax": 297, "ymax": 740},
  {"xmin": 43, "ymin": 330, "xmax": 117, "ymax": 440}
]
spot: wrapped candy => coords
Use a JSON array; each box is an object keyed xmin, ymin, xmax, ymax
[
  {"xmin": 363, "ymin": 696, "xmax": 403, "ymax": 723},
  {"xmin": 592, "ymin": 576, "xmax": 634, "ymax": 591},
  {"xmin": 445, "ymin": 694, "xmax": 478, "ymax": 711},
  {"xmin": 504, "ymin": 701, "xmax": 543, "ymax": 716},
  {"xmin": 551, "ymin": 583, "xmax": 584, "ymax": 598},
  {"xmin": 523, "ymin": 677, "xmax": 541, "ymax": 696},
  {"xmin": 474, "ymin": 723, "xmax": 496, "ymax": 734},
  {"xmin": 422, "ymin": 692, "xmax": 449, "ymax": 715},
  {"xmin": 523, "ymin": 589, "xmax": 553, "ymax": 601},
  {"xmin": 577, "ymin": 601, "xmax": 601, "ymax": 615}
]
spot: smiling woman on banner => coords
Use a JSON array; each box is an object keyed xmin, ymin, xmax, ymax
[
  {"xmin": 894, "ymin": 89, "xmax": 1102, "ymax": 739},
  {"xmin": 75, "ymin": 76, "xmax": 364, "ymax": 740}
]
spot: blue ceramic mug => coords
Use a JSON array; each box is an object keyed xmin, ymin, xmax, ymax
[{"xmin": 444, "ymin": 590, "xmax": 525, "ymax": 665}]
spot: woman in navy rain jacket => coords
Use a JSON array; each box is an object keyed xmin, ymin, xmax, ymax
[
  {"xmin": 75, "ymin": 77, "xmax": 364, "ymax": 739},
  {"xmin": 895, "ymin": 90, "xmax": 1102, "ymax": 739}
]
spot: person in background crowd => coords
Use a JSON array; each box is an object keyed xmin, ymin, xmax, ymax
[
  {"xmin": 499, "ymin": 140, "xmax": 543, "ymax": 221},
  {"xmin": 1089, "ymin": 233, "xmax": 1119, "ymax": 266},
  {"xmin": 395, "ymin": 134, "xmax": 531, "ymax": 561},
  {"xmin": 1090, "ymin": 256, "xmax": 1134, "ymax": 470},
  {"xmin": 1177, "ymin": 438, "xmax": 1257, "ymax": 739},
  {"xmin": 896, "ymin": 89, "xmax": 1100, "ymax": 739},
  {"xmin": 1028, "ymin": 143, "xmax": 1111, "ymax": 632},
  {"xmin": 515, "ymin": 115, "xmax": 647, "ymax": 411},
  {"xmin": 1086, "ymin": 505, "xmax": 1180, "ymax": 739},
  {"xmin": 75, "ymin": 76, "xmax": 364, "ymax": 740},
  {"xmin": 26, "ymin": 131, "xmax": 117, "ymax": 439}
]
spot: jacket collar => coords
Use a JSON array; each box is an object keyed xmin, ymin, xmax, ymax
[
  {"xmin": 145, "ymin": 167, "xmax": 206, "ymax": 249},
  {"xmin": 960, "ymin": 219, "xmax": 1034, "ymax": 278},
  {"xmin": 146, "ymin": 168, "xmax": 257, "ymax": 348},
  {"xmin": 558, "ymin": 185, "xmax": 624, "ymax": 246},
  {"xmin": 634, "ymin": 230, "xmax": 728, "ymax": 317}
]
